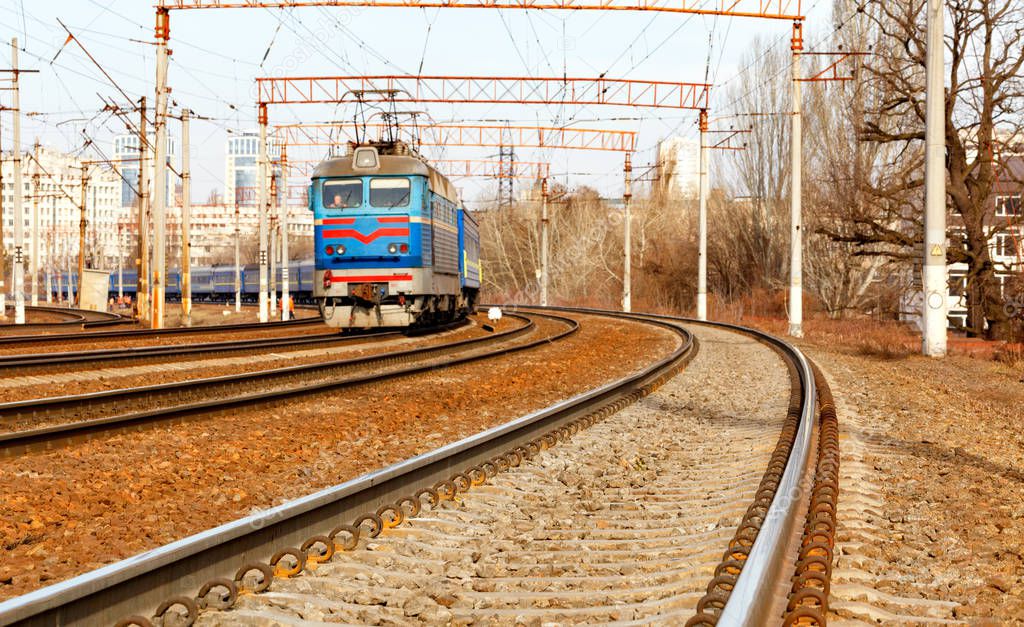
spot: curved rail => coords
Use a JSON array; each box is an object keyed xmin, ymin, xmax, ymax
[
  {"xmin": 0, "ymin": 314, "xmax": 324, "ymax": 347},
  {"xmin": 0, "ymin": 307, "xmax": 830, "ymax": 627},
  {"xmin": 0, "ymin": 309, "xmax": 689, "ymax": 627},
  {"xmin": 533, "ymin": 306, "xmax": 820, "ymax": 626},
  {"xmin": 0, "ymin": 318, "xmax": 469, "ymax": 373},
  {"xmin": 0, "ymin": 316, "xmax": 468, "ymax": 372},
  {"xmin": 0, "ymin": 306, "xmax": 88, "ymax": 327},
  {"xmin": 0, "ymin": 312, "xmax": 572, "ymax": 456}
]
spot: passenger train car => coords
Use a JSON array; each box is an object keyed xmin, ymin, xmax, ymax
[
  {"xmin": 310, "ymin": 142, "xmax": 480, "ymax": 328},
  {"xmin": 50, "ymin": 262, "xmax": 319, "ymax": 304}
]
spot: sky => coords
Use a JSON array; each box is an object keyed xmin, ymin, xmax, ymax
[{"xmin": 0, "ymin": 0, "xmax": 834, "ymax": 206}]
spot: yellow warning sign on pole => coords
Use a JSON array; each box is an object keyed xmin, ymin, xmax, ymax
[{"xmin": 930, "ymin": 244, "xmax": 944, "ymax": 257}]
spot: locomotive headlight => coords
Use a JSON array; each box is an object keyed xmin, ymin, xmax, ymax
[
  {"xmin": 353, "ymin": 147, "xmax": 380, "ymax": 169},
  {"xmin": 337, "ymin": 244, "xmax": 346, "ymax": 256},
  {"xmin": 387, "ymin": 243, "xmax": 398, "ymax": 254}
]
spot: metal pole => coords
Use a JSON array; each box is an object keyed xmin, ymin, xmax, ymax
[
  {"xmin": 66, "ymin": 242, "xmax": 73, "ymax": 304},
  {"xmin": 30, "ymin": 142, "xmax": 39, "ymax": 307},
  {"xmin": 181, "ymin": 108, "xmax": 192, "ymax": 326},
  {"xmin": 11, "ymin": 38, "xmax": 25, "ymax": 325},
  {"xmin": 77, "ymin": 166, "xmax": 87, "ymax": 305},
  {"xmin": 47, "ymin": 196, "xmax": 53, "ymax": 303},
  {"xmin": 234, "ymin": 203, "xmax": 241, "ymax": 313},
  {"xmin": 788, "ymin": 21, "xmax": 804, "ymax": 338},
  {"xmin": 697, "ymin": 109, "xmax": 709, "ymax": 321},
  {"xmin": 257, "ymin": 104, "xmax": 270, "ymax": 323},
  {"xmin": 150, "ymin": 8, "xmax": 170, "ymax": 329},
  {"xmin": 539, "ymin": 177, "xmax": 550, "ymax": 306},
  {"xmin": 270, "ymin": 172, "xmax": 278, "ymax": 318},
  {"xmin": 622, "ymin": 154, "xmax": 632, "ymax": 313},
  {"xmin": 281, "ymin": 146, "xmax": 290, "ymax": 321},
  {"xmin": 136, "ymin": 96, "xmax": 150, "ymax": 321},
  {"xmin": 55, "ymin": 242, "xmax": 61, "ymax": 304},
  {"xmin": 117, "ymin": 225, "xmax": 123, "ymax": 300},
  {"xmin": 922, "ymin": 0, "xmax": 948, "ymax": 357}
]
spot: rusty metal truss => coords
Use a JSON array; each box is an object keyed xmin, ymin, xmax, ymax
[
  {"xmin": 158, "ymin": 0, "xmax": 802, "ymax": 20},
  {"xmin": 257, "ymin": 76, "xmax": 710, "ymax": 111},
  {"xmin": 284, "ymin": 158, "xmax": 550, "ymax": 180},
  {"xmin": 235, "ymin": 184, "xmax": 310, "ymax": 204},
  {"xmin": 798, "ymin": 51, "xmax": 871, "ymax": 82},
  {"xmin": 273, "ymin": 123, "xmax": 636, "ymax": 152}
]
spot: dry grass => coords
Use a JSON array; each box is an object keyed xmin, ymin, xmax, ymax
[{"xmin": 993, "ymin": 343, "xmax": 1024, "ymax": 368}]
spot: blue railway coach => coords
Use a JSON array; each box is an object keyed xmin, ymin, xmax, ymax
[{"xmin": 310, "ymin": 142, "xmax": 480, "ymax": 328}]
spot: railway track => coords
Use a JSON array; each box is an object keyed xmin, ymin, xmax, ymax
[
  {"xmin": 0, "ymin": 314, "xmax": 324, "ymax": 349},
  {"xmin": 0, "ymin": 308, "xmax": 838, "ymax": 626},
  {"xmin": 0, "ymin": 306, "xmax": 129, "ymax": 330},
  {"xmin": 0, "ymin": 311, "xmax": 571, "ymax": 456},
  {"xmin": 0, "ymin": 317, "xmax": 464, "ymax": 375}
]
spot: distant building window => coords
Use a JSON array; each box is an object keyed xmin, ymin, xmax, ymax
[
  {"xmin": 994, "ymin": 233, "xmax": 1017, "ymax": 257},
  {"xmin": 996, "ymin": 195, "xmax": 1022, "ymax": 217},
  {"xmin": 948, "ymin": 271, "xmax": 967, "ymax": 298}
]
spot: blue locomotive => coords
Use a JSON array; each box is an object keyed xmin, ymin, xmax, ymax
[{"xmin": 310, "ymin": 142, "xmax": 481, "ymax": 328}]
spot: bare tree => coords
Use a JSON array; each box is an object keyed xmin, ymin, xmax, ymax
[{"xmin": 847, "ymin": 0, "xmax": 1024, "ymax": 338}]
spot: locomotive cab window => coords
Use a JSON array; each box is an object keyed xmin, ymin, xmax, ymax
[
  {"xmin": 370, "ymin": 178, "xmax": 411, "ymax": 208},
  {"xmin": 323, "ymin": 179, "xmax": 362, "ymax": 209}
]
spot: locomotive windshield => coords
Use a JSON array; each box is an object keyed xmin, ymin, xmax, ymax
[
  {"xmin": 369, "ymin": 177, "xmax": 411, "ymax": 208},
  {"xmin": 323, "ymin": 179, "xmax": 362, "ymax": 209}
]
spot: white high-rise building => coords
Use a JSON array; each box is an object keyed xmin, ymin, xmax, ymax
[
  {"xmin": 655, "ymin": 136, "xmax": 700, "ymax": 199},
  {"xmin": 113, "ymin": 133, "xmax": 178, "ymax": 209},
  {"xmin": 225, "ymin": 131, "xmax": 280, "ymax": 207},
  {"xmin": 1, "ymin": 145, "xmax": 123, "ymax": 282}
]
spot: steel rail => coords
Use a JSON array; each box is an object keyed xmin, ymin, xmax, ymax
[
  {"xmin": 0, "ymin": 306, "xmax": 88, "ymax": 327},
  {"xmin": 0, "ymin": 315, "xmax": 324, "ymax": 347},
  {"xmin": 0, "ymin": 309, "xmax": 692, "ymax": 627},
  {"xmin": 531, "ymin": 305, "xmax": 818, "ymax": 626},
  {"xmin": 0, "ymin": 312, "xmax": 570, "ymax": 456},
  {"xmin": 0, "ymin": 319, "xmax": 468, "ymax": 373}
]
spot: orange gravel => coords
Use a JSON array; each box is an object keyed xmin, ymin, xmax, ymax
[{"xmin": 0, "ymin": 312, "xmax": 679, "ymax": 601}]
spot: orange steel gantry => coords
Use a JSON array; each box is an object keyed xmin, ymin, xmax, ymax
[
  {"xmin": 273, "ymin": 123, "xmax": 637, "ymax": 153},
  {"xmin": 257, "ymin": 76, "xmax": 711, "ymax": 111},
  {"xmin": 158, "ymin": 0, "xmax": 803, "ymax": 20},
  {"xmin": 281, "ymin": 159, "xmax": 551, "ymax": 182}
]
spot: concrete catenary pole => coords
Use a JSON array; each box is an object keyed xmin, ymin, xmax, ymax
[
  {"xmin": 66, "ymin": 241, "xmax": 73, "ymax": 304},
  {"xmin": 281, "ymin": 145, "xmax": 290, "ymax": 321},
  {"xmin": 922, "ymin": 0, "xmax": 948, "ymax": 357},
  {"xmin": 0, "ymin": 99, "xmax": 5, "ymax": 317},
  {"xmin": 539, "ymin": 177, "xmax": 550, "ymax": 307},
  {"xmin": 788, "ymin": 21, "xmax": 804, "ymax": 338},
  {"xmin": 30, "ymin": 142, "xmax": 39, "ymax": 307},
  {"xmin": 11, "ymin": 38, "xmax": 25, "ymax": 325},
  {"xmin": 136, "ymin": 96, "xmax": 150, "ymax": 321},
  {"xmin": 257, "ymin": 104, "xmax": 270, "ymax": 323},
  {"xmin": 270, "ymin": 172, "xmax": 278, "ymax": 318},
  {"xmin": 77, "ymin": 165, "xmax": 88, "ymax": 304},
  {"xmin": 622, "ymin": 154, "xmax": 632, "ymax": 313},
  {"xmin": 697, "ymin": 109, "xmax": 710, "ymax": 322},
  {"xmin": 181, "ymin": 108, "xmax": 192, "ymax": 326},
  {"xmin": 150, "ymin": 8, "xmax": 170, "ymax": 329},
  {"xmin": 47, "ymin": 196, "xmax": 54, "ymax": 302},
  {"xmin": 234, "ymin": 203, "xmax": 241, "ymax": 313}
]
